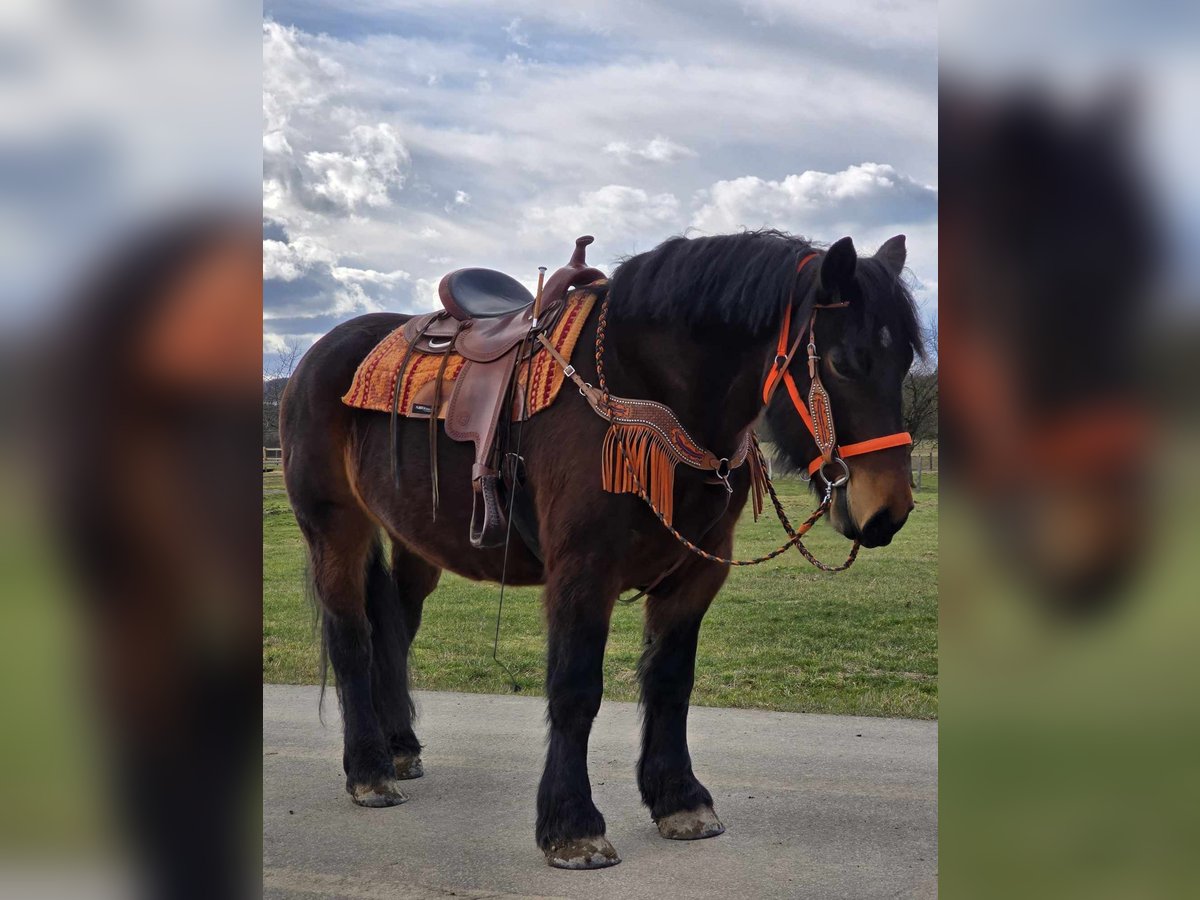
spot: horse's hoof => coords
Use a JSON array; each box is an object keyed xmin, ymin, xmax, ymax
[
  {"xmin": 655, "ymin": 806, "xmax": 725, "ymax": 840},
  {"xmin": 350, "ymin": 779, "xmax": 409, "ymax": 808},
  {"xmin": 393, "ymin": 754, "xmax": 424, "ymax": 779},
  {"xmin": 544, "ymin": 836, "xmax": 621, "ymax": 869}
]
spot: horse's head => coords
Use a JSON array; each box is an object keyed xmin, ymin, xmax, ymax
[{"xmin": 765, "ymin": 235, "xmax": 924, "ymax": 548}]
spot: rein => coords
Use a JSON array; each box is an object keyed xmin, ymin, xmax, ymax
[
  {"xmin": 540, "ymin": 320, "xmax": 835, "ymax": 569},
  {"xmin": 538, "ymin": 249, "xmax": 911, "ymax": 572}
]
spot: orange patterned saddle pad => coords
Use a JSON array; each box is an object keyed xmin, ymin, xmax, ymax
[{"xmin": 341, "ymin": 290, "xmax": 597, "ymax": 419}]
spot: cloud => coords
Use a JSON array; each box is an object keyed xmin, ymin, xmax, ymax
[
  {"xmin": 303, "ymin": 123, "xmax": 410, "ymax": 212},
  {"xmin": 262, "ymin": 234, "xmax": 336, "ymax": 281},
  {"xmin": 264, "ymin": 228, "xmax": 417, "ymax": 324},
  {"xmin": 264, "ymin": 331, "xmax": 324, "ymax": 356},
  {"xmin": 691, "ymin": 163, "xmax": 938, "ymax": 234},
  {"xmin": 524, "ymin": 185, "xmax": 681, "ymax": 238},
  {"xmin": 330, "ymin": 264, "xmax": 413, "ymax": 290},
  {"xmin": 262, "ymin": 20, "xmax": 342, "ymax": 137},
  {"xmin": 603, "ymin": 136, "xmax": 697, "ymax": 165},
  {"xmin": 259, "ymin": 7, "xmax": 937, "ymax": 365},
  {"xmin": 504, "ymin": 18, "xmax": 531, "ymax": 48},
  {"xmin": 263, "ymin": 24, "xmax": 410, "ymax": 220}
]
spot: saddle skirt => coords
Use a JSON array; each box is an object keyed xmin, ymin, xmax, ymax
[{"xmin": 341, "ymin": 287, "xmax": 599, "ymax": 420}]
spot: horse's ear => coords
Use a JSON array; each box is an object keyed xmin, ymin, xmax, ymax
[
  {"xmin": 821, "ymin": 236, "xmax": 857, "ymax": 294},
  {"xmin": 875, "ymin": 234, "xmax": 907, "ymax": 276}
]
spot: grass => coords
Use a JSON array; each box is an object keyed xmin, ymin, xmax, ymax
[{"xmin": 264, "ymin": 469, "xmax": 937, "ymax": 719}]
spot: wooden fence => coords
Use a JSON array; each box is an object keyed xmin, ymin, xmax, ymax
[{"xmin": 911, "ymin": 444, "xmax": 938, "ymax": 491}]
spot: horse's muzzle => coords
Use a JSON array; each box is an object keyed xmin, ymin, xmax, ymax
[{"xmin": 857, "ymin": 504, "xmax": 912, "ymax": 548}]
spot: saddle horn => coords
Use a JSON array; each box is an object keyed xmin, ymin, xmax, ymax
[
  {"xmin": 535, "ymin": 236, "xmax": 604, "ymax": 321},
  {"xmin": 570, "ymin": 235, "xmax": 595, "ymax": 267}
]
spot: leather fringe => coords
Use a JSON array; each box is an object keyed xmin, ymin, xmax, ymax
[
  {"xmin": 602, "ymin": 423, "xmax": 677, "ymax": 526},
  {"xmin": 746, "ymin": 443, "xmax": 766, "ymax": 522}
]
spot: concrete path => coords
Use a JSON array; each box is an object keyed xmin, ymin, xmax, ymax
[{"xmin": 264, "ymin": 686, "xmax": 937, "ymax": 899}]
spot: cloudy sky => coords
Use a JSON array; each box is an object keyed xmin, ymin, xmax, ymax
[{"xmin": 263, "ymin": 0, "xmax": 939, "ymax": 368}]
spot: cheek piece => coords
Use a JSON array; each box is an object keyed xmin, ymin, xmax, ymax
[{"xmin": 761, "ymin": 253, "xmax": 913, "ymax": 485}]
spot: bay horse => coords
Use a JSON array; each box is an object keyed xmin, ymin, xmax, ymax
[{"xmin": 280, "ymin": 229, "xmax": 923, "ymax": 868}]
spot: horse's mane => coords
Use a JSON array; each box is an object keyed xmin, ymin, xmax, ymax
[
  {"xmin": 608, "ymin": 230, "xmax": 810, "ymax": 336},
  {"xmin": 607, "ymin": 229, "xmax": 924, "ymax": 355}
]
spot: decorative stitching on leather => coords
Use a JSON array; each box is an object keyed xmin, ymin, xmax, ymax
[{"xmin": 342, "ymin": 292, "xmax": 596, "ymax": 417}]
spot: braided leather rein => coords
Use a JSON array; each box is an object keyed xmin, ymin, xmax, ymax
[
  {"xmin": 539, "ymin": 293, "xmax": 859, "ymax": 571},
  {"xmin": 595, "ymin": 297, "xmax": 858, "ymax": 570}
]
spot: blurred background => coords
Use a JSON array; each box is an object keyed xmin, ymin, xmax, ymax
[
  {"xmin": 941, "ymin": 1, "xmax": 1199, "ymax": 897},
  {"xmin": 0, "ymin": 1, "xmax": 259, "ymax": 898}
]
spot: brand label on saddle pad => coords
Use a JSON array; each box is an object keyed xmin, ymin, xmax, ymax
[{"xmin": 341, "ymin": 290, "xmax": 597, "ymax": 419}]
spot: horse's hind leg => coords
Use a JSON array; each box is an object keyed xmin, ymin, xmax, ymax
[
  {"xmin": 299, "ymin": 503, "xmax": 406, "ymax": 807},
  {"xmin": 639, "ymin": 560, "xmax": 728, "ymax": 840},
  {"xmin": 367, "ymin": 542, "xmax": 440, "ymax": 780}
]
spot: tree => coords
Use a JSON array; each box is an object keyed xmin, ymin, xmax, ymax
[
  {"xmin": 902, "ymin": 317, "xmax": 939, "ymax": 443},
  {"xmin": 263, "ymin": 339, "xmax": 303, "ymax": 448}
]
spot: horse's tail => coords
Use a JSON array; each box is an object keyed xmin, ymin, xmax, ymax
[{"xmin": 304, "ymin": 558, "xmax": 330, "ymax": 722}]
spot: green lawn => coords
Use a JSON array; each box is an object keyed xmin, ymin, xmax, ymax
[{"xmin": 264, "ymin": 469, "xmax": 937, "ymax": 719}]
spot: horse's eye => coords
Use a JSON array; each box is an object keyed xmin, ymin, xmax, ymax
[
  {"xmin": 827, "ymin": 346, "xmax": 873, "ymax": 380},
  {"xmin": 826, "ymin": 346, "xmax": 853, "ymax": 380}
]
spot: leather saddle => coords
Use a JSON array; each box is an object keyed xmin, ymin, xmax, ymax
[
  {"xmin": 402, "ymin": 236, "xmax": 605, "ymax": 548},
  {"xmin": 439, "ymin": 269, "xmax": 533, "ymax": 320}
]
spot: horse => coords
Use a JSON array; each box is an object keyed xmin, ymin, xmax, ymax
[{"xmin": 280, "ymin": 229, "xmax": 923, "ymax": 868}]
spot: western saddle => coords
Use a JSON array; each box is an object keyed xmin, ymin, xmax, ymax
[{"xmin": 400, "ymin": 236, "xmax": 605, "ymax": 548}]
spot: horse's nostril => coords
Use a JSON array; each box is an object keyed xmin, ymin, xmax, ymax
[{"xmin": 860, "ymin": 508, "xmax": 907, "ymax": 548}]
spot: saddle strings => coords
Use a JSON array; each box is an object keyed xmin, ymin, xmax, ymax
[
  {"xmin": 428, "ymin": 320, "xmax": 464, "ymax": 518},
  {"xmin": 390, "ymin": 315, "xmax": 438, "ymax": 488}
]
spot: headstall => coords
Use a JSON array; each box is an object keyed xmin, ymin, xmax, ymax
[
  {"xmin": 761, "ymin": 253, "xmax": 913, "ymax": 487},
  {"xmin": 538, "ymin": 250, "xmax": 913, "ymax": 571}
]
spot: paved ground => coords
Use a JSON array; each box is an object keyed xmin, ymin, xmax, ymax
[{"xmin": 264, "ymin": 686, "xmax": 937, "ymax": 899}]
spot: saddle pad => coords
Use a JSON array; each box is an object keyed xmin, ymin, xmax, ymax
[{"xmin": 341, "ymin": 289, "xmax": 597, "ymax": 419}]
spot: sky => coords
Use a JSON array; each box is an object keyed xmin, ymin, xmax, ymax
[{"xmin": 262, "ymin": 0, "xmax": 939, "ymax": 369}]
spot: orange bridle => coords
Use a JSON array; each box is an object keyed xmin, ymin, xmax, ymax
[{"xmin": 762, "ymin": 252, "xmax": 913, "ymax": 484}]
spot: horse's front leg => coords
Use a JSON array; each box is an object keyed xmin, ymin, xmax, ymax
[
  {"xmin": 536, "ymin": 562, "xmax": 620, "ymax": 869},
  {"xmin": 639, "ymin": 558, "xmax": 728, "ymax": 840}
]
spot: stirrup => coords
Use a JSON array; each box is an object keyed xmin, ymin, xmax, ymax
[{"xmin": 469, "ymin": 474, "xmax": 508, "ymax": 549}]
